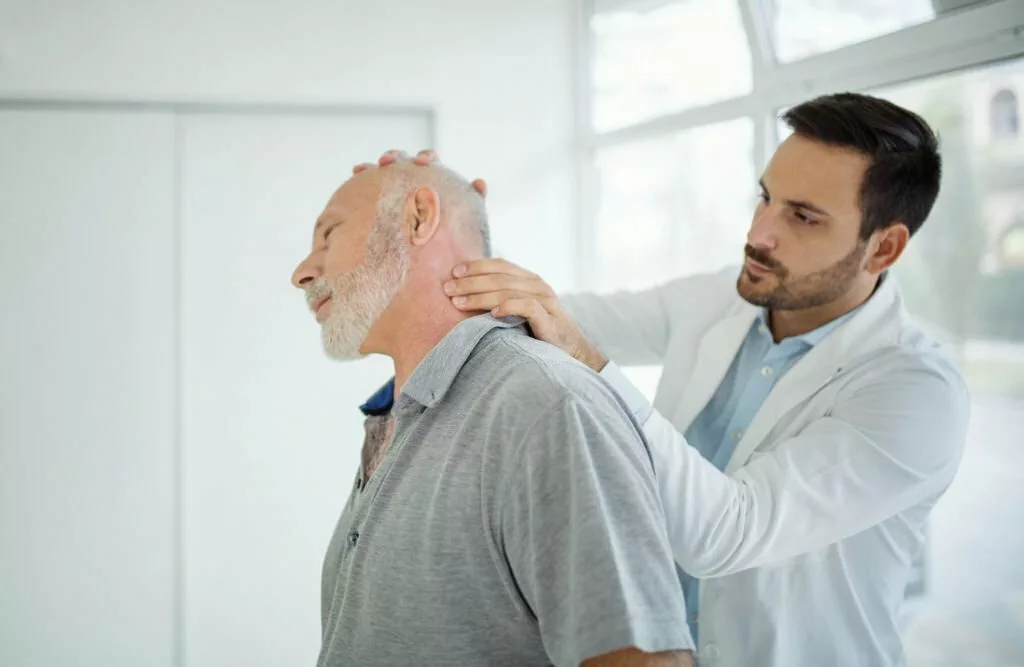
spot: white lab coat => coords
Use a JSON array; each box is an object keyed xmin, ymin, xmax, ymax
[{"xmin": 562, "ymin": 268, "xmax": 970, "ymax": 667}]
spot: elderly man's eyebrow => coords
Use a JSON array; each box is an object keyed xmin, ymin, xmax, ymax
[{"xmin": 314, "ymin": 214, "xmax": 345, "ymax": 235}]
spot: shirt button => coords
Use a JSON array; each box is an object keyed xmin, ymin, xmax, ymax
[
  {"xmin": 761, "ymin": 365, "xmax": 773, "ymax": 378},
  {"xmin": 348, "ymin": 531, "xmax": 359, "ymax": 547},
  {"xmin": 731, "ymin": 429, "xmax": 743, "ymax": 441}
]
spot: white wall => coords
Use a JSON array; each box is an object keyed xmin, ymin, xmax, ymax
[{"xmin": 0, "ymin": 0, "xmax": 582, "ymax": 289}]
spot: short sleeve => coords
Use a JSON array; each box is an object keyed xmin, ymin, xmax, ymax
[{"xmin": 501, "ymin": 394, "xmax": 694, "ymax": 666}]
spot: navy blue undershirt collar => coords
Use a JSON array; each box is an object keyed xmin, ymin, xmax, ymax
[{"xmin": 359, "ymin": 378, "xmax": 395, "ymax": 416}]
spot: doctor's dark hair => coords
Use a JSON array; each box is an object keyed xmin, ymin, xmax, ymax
[{"xmin": 781, "ymin": 93, "xmax": 942, "ymax": 239}]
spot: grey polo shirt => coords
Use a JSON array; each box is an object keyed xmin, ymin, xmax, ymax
[{"xmin": 317, "ymin": 315, "xmax": 693, "ymax": 667}]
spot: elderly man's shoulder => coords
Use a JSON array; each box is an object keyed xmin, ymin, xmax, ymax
[{"xmin": 466, "ymin": 329, "xmax": 633, "ymax": 424}]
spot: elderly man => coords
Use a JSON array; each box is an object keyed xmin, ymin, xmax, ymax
[{"xmin": 290, "ymin": 162, "xmax": 695, "ymax": 666}]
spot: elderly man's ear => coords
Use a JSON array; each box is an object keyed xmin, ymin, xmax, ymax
[{"xmin": 406, "ymin": 186, "xmax": 442, "ymax": 247}]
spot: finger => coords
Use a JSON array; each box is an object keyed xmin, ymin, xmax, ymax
[
  {"xmin": 445, "ymin": 274, "xmax": 549, "ymax": 299},
  {"xmin": 352, "ymin": 162, "xmax": 375, "ymax": 174},
  {"xmin": 492, "ymin": 297, "xmax": 552, "ymax": 330},
  {"xmin": 451, "ymin": 258, "xmax": 539, "ymax": 280},
  {"xmin": 378, "ymin": 149, "xmax": 410, "ymax": 166},
  {"xmin": 450, "ymin": 290, "xmax": 542, "ymax": 313},
  {"xmin": 413, "ymin": 149, "xmax": 438, "ymax": 165},
  {"xmin": 471, "ymin": 178, "xmax": 488, "ymax": 197}
]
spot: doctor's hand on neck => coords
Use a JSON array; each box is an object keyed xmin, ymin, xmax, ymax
[{"xmin": 445, "ymin": 258, "xmax": 609, "ymax": 373}]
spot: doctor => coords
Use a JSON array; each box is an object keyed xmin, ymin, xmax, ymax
[{"xmin": 355, "ymin": 92, "xmax": 970, "ymax": 666}]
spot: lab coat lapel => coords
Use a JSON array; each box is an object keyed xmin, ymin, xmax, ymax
[
  {"xmin": 673, "ymin": 304, "xmax": 759, "ymax": 432},
  {"xmin": 723, "ymin": 275, "xmax": 904, "ymax": 474},
  {"xmin": 724, "ymin": 342, "xmax": 842, "ymax": 474}
]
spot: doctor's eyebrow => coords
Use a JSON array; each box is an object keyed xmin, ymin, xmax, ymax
[{"xmin": 758, "ymin": 179, "xmax": 834, "ymax": 219}]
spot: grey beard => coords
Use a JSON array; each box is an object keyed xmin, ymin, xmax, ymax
[{"xmin": 319, "ymin": 222, "xmax": 409, "ymax": 361}]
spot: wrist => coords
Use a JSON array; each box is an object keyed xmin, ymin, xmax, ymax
[{"xmin": 585, "ymin": 347, "xmax": 608, "ymax": 373}]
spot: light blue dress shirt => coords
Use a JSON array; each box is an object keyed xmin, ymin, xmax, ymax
[{"xmin": 679, "ymin": 307, "xmax": 858, "ymax": 642}]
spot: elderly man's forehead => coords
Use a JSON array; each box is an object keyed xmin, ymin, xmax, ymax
[
  {"xmin": 315, "ymin": 170, "xmax": 381, "ymax": 224},
  {"xmin": 330, "ymin": 169, "xmax": 383, "ymax": 206}
]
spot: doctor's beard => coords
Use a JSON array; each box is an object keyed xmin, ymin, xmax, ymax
[
  {"xmin": 737, "ymin": 240, "xmax": 867, "ymax": 310},
  {"xmin": 305, "ymin": 218, "xmax": 410, "ymax": 361}
]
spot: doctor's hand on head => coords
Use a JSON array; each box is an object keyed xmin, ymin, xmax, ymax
[
  {"xmin": 353, "ymin": 149, "xmax": 489, "ymax": 197},
  {"xmin": 350, "ymin": 149, "xmax": 607, "ymax": 373}
]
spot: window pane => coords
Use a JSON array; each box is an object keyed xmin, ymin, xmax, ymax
[
  {"xmin": 591, "ymin": 0, "xmax": 752, "ymax": 132},
  {"xmin": 864, "ymin": 59, "xmax": 1024, "ymax": 666},
  {"xmin": 772, "ymin": 0, "xmax": 988, "ymax": 63},
  {"xmin": 592, "ymin": 118, "xmax": 754, "ymax": 293}
]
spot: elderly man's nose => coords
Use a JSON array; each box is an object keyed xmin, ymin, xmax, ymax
[{"xmin": 291, "ymin": 257, "xmax": 321, "ymax": 289}]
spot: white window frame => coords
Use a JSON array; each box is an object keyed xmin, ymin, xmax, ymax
[{"xmin": 575, "ymin": 0, "xmax": 1024, "ymax": 288}]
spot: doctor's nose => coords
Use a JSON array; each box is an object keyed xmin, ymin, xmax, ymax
[{"xmin": 747, "ymin": 208, "xmax": 781, "ymax": 252}]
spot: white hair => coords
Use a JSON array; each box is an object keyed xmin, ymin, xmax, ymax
[{"xmin": 380, "ymin": 163, "xmax": 491, "ymax": 256}]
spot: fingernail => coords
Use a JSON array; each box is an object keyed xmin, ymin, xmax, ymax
[
  {"xmin": 443, "ymin": 281, "xmax": 456, "ymax": 294},
  {"xmin": 453, "ymin": 297, "xmax": 466, "ymax": 307},
  {"xmin": 453, "ymin": 265, "xmax": 467, "ymax": 277}
]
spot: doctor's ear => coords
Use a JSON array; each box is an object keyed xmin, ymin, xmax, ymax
[
  {"xmin": 405, "ymin": 186, "xmax": 442, "ymax": 247},
  {"xmin": 864, "ymin": 223, "xmax": 909, "ymax": 275}
]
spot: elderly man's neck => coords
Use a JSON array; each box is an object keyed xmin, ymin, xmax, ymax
[{"xmin": 371, "ymin": 281, "xmax": 475, "ymax": 395}]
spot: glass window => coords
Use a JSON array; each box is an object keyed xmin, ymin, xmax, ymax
[
  {"xmin": 863, "ymin": 58, "xmax": 1024, "ymax": 666},
  {"xmin": 592, "ymin": 118, "xmax": 755, "ymax": 294},
  {"xmin": 771, "ymin": 0, "xmax": 990, "ymax": 64},
  {"xmin": 590, "ymin": 0, "xmax": 752, "ymax": 132}
]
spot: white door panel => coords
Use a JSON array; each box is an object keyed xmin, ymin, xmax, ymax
[{"xmin": 0, "ymin": 108, "xmax": 178, "ymax": 667}]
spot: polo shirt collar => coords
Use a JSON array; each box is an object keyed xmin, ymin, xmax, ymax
[{"xmin": 358, "ymin": 315, "xmax": 525, "ymax": 416}]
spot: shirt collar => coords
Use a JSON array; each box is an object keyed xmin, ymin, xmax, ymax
[
  {"xmin": 755, "ymin": 302, "xmax": 862, "ymax": 348},
  {"xmin": 359, "ymin": 378, "xmax": 396, "ymax": 416},
  {"xmin": 358, "ymin": 314, "xmax": 525, "ymax": 415}
]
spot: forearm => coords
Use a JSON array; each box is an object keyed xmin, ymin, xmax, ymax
[
  {"xmin": 608, "ymin": 362, "xmax": 968, "ymax": 578},
  {"xmin": 644, "ymin": 401, "xmax": 964, "ymax": 577}
]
